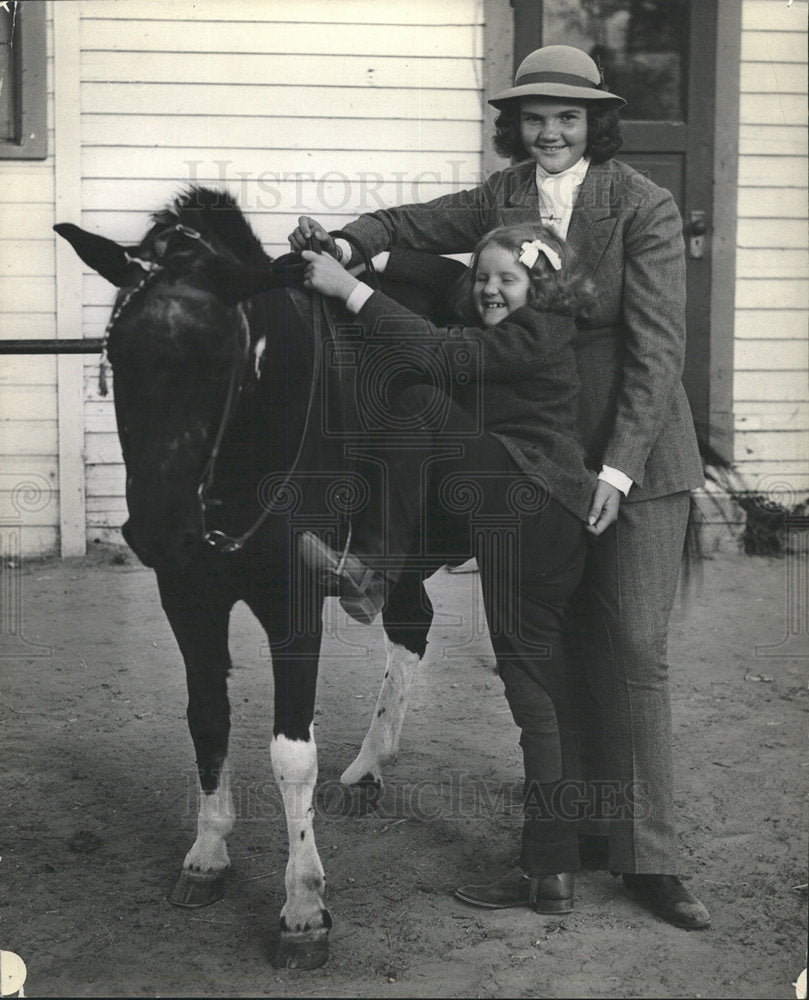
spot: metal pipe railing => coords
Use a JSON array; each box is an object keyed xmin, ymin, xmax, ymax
[{"xmin": 0, "ymin": 339, "xmax": 106, "ymax": 354}]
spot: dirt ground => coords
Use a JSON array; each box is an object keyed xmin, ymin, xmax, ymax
[{"xmin": 1, "ymin": 545, "xmax": 807, "ymax": 999}]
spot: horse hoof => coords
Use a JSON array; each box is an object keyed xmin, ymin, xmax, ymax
[
  {"xmin": 168, "ymin": 868, "xmax": 227, "ymax": 908},
  {"xmin": 348, "ymin": 774, "xmax": 383, "ymax": 815},
  {"xmin": 272, "ymin": 930, "xmax": 329, "ymax": 970},
  {"xmin": 319, "ymin": 775, "xmax": 382, "ymax": 817}
]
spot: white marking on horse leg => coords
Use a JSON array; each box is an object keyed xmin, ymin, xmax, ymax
[
  {"xmin": 341, "ymin": 636, "xmax": 420, "ymax": 785},
  {"xmin": 183, "ymin": 759, "xmax": 235, "ymax": 873},
  {"xmin": 271, "ymin": 731, "xmax": 328, "ymax": 935},
  {"xmin": 253, "ymin": 335, "xmax": 266, "ymax": 379}
]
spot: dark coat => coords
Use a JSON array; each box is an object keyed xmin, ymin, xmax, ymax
[
  {"xmin": 355, "ymin": 286, "xmax": 596, "ymax": 522},
  {"xmin": 345, "ymin": 158, "xmax": 705, "ymax": 502}
]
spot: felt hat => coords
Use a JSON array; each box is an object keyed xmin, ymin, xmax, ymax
[{"xmin": 489, "ymin": 45, "xmax": 626, "ymax": 109}]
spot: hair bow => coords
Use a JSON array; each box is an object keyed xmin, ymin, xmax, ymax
[{"xmin": 518, "ymin": 240, "xmax": 562, "ymax": 272}]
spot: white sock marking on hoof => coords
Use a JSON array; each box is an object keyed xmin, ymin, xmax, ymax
[
  {"xmin": 341, "ymin": 637, "xmax": 421, "ymax": 786},
  {"xmin": 272, "ymin": 731, "xmax": 328, "ymax": 935},
  {"xmin": 184, "ymin": 760, "xmax": 235, "ymax": 873}
]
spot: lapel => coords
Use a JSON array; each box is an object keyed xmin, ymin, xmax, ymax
[
  {"xmin": 501, "ymin": 160, "xmax": 619, "ymax": 276},
  {"xmin": 566, "ymin": 161, "xmax": 619, "ymax": 276},
  {"xmin": 503, "ymin": 162, "xmax": 538, "ymax": 210}
]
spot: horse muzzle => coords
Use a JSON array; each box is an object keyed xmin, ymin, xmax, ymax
[{"xmin": 122, "ymin": 517, "xmax": 202, "ymax": 572}]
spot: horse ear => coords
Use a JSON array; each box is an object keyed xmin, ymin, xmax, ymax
[{"xmin": 54, "ymin": 223, "xmax": 141, "ymax": 286}]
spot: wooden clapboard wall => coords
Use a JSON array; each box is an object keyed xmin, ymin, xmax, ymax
[
  {"xmin": 2, "ymin": 0, "xmax": 807, "ymax": 558},
  {"xmin": 734, "ymin": 0, "xmax": 808, "ymax": 501},
  {"xmin": 76, "ymin": 0, "xmax": 485, "ymax": 545},
  {"xmin": 0, "ymin": 7, "xmax": 58, "ymax": 556}
]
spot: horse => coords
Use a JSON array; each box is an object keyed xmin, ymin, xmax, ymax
[{"xmin": 54, "ymin": 187, "xmax": 442, "ymax": 970}]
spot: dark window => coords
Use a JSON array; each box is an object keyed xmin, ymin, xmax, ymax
[
  {"xmin": 540, "ymin": 0, "xmax": 689, "ymax": 122},
  {"xmin": 0, "ymin": 0, "xmax": 47, "ymax": 159}
]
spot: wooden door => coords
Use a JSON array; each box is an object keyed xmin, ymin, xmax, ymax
[{"xmin": 512, "ymin": 0, "xmax": 717, "ymax": 439}]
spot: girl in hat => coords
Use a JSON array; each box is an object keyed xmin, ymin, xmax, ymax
[
  {"xmin": 290, "ymin": 44, "xmax": 710, "ymax": 930},
  {"xmin": 301, "ymin": 223, "xmax": 595, "ymax": 913}
]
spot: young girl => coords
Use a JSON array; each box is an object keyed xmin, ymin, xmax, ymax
[{"xmin": 302, "ymin": 225, "xmax": 594, "ymax": 914}]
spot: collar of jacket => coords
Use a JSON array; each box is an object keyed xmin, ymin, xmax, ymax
[
  {"xmin": 505, "ymin": 159, "xmax": 613, "ymax": 215},
  {"xmin": 504, "ymin": 160, "xmax": 618, "ymax": 275}
]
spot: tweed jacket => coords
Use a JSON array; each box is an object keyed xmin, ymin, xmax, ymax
[
  {"xmin": 355, "ymin": 289, "xmax": 596, "ymax": 522},
  {"xmin": 344, "ymin": 158, "xmax": 705, "ymax": 502}
]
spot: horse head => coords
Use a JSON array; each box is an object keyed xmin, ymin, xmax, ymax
[{"xmin": 55, "ymin": 189, "xmax": 292, "ymax": 571}]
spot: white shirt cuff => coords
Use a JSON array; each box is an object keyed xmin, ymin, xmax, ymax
[
  {"xmin": 345, "ymin": 282, "xmax": 374, "ymax": 315},
  {"xmin": 599, "ymin": 465, "xmax": 633, "ymax": 496},
  {"xmin": 371, "ymin": 250, "xmax": 390, "ymax": 273},
  {"xmin": 334, "ymin": 238, "xmax": 352, "ymax": 267}
]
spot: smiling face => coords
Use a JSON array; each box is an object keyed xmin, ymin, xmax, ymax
[
  {"xmin": 472, "ymin": 244, "xmax": 531, "ymax": 327},
  {"xmin": 519, "ymin": 97, "xmax": 589, "ymax": 174}
]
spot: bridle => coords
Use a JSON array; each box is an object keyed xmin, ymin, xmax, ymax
[
  {"xmin": 100, "ymin": 223, "xmax": 225, "ymax": 397},
  {"xmin": 105, "ymin": 222, "xmax": 376, "ymax": 557},
  {"xmin": 198, "ymin": 280, "xmax": 312, "ymax": 554}
]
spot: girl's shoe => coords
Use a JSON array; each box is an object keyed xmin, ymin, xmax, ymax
[{"xmin": 299, "ymin": 530, "xmax": 385, "ymax": 625}]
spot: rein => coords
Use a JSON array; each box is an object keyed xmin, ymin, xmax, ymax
[
  {"xmin": 200, "ymin": 287, "xmax": 326, "ymax": 554},
  {"xmin": 197, "ymin": 305, "xmax": 252, "ymax": 551},
  {"xmin": 200, "ymin": 229, "xmax": 377, "ymax": 555}
]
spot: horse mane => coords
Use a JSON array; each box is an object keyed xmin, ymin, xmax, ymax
[{"xmin": 150, "ymin": 186, "xmax": 271, "ymax": 264}]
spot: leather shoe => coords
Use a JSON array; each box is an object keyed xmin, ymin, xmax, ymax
[
  {"xmin": 622, "ymin": 874, "xmax": 711, "ymax": 929},
  {"xmin": 455, "ymin": 868, "xmax": 573, "ymax": 914},
  {"xmin": 299, "ymin": 531, "xmax": 385, "ymax": 625}
]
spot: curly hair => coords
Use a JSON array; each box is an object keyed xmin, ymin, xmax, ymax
[
  {"xmin": 450, "ymin": 224, "xmax": 594, "ymax": 323},
  {"xmin": 492, "ymin": 101, "xmax": 622, "ymax": 164}
]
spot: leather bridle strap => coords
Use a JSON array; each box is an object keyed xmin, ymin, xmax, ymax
[
  {"xmin": 329, "ymin": 229, "xmax": 381, "ymax": 290},
  {"xmin": 198, "ymin": 304, "xmax": 252, "ymax": 550},
  {"xmin": 200, "ymin": 231, "xmax": 379, "ymax": 555},
  {"xmin": 202, "ymin": 243, "xmax": 334, "ymax": 555}
]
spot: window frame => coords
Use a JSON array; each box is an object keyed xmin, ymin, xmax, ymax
[{"xmin": 0, "ymin": 0, "xmax": 47, "ymax": 160}]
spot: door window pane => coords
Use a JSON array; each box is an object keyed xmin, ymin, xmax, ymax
[
  {"xmin": 1, "ymin": 2, "xmax": 16, "ymax": 141},
  {"xmin": 542, "ymin": 0, "xmax": 688, "ymax": 121}
]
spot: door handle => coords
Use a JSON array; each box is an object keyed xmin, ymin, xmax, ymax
[{"xmin": 688, "ymin": 210, "xmax": 708, "ymax": 259}]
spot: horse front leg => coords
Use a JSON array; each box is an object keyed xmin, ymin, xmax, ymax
[
  {"xmin": 250, "ymin": 584, "xmax": 330, "ymax": 971},
  {"xmin": 341, "ymin": 568, "xmax": 432, "ymax": 806},
  {"xmin": 158, "ymin": 574, "xmax": 235, "ymax": 908},
  {"xmin": 271, "ymin": 725, "xmax": 330, "ymax": 970}
]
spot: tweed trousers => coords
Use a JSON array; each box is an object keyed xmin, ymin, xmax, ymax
[
  {"xmin": 353, "ymin": 385, "xmax": 588, "ymax": 874},
  {"xmin": 565, "ymin": 490, "xmax": 691, "ymax": 874}
]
